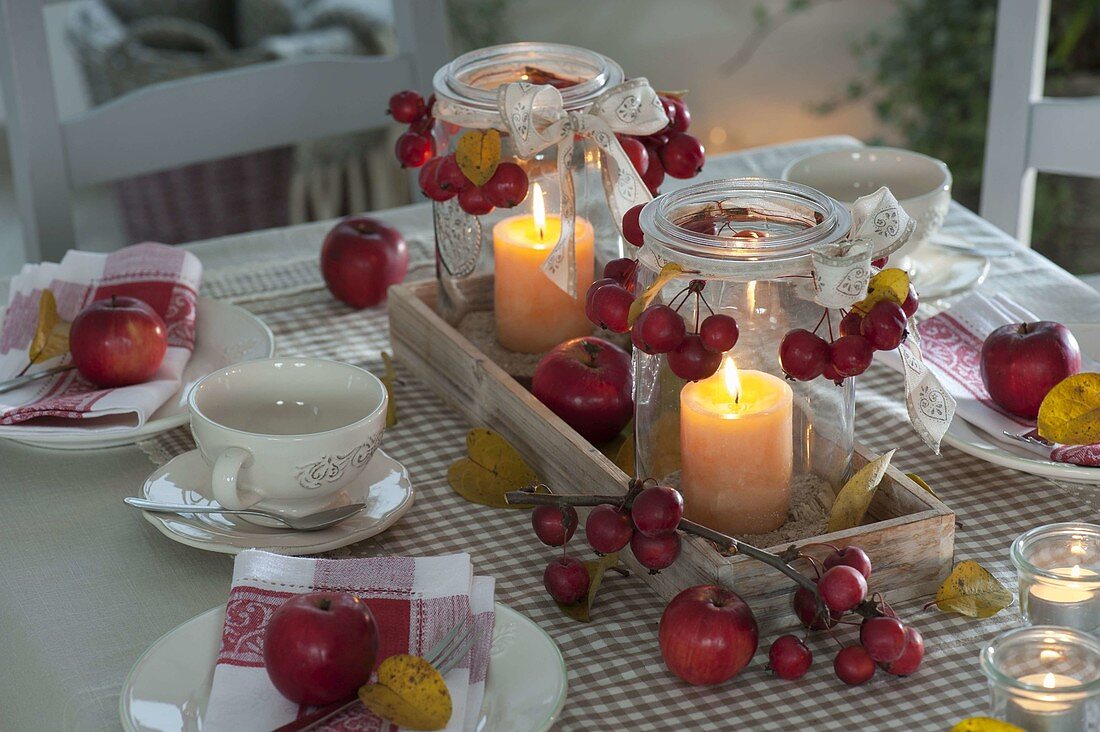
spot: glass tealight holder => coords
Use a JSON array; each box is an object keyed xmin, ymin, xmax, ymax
[
  {"xmin": 981, "ymin": 626, "xmax": 1100, "ymax": 732},
  {"xmin": 1012, "ymin": 523, "xmax": 1100, "ymax": 633}
]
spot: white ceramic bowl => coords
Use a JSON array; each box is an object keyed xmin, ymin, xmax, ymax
[{"xmin": 782, "ymin": 147, "xmax": 952, "ymax": 258}]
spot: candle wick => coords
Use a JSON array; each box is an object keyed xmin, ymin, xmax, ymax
[{"xmin": 539, "ymin": 227, "xmax": 544, "ymax": 241}]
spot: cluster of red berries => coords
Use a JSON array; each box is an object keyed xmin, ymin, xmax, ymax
[
  {"xmin": 390, "ymin": 90, "xmax": 436, "ymax": 168},
  {"xmin": 389, "ymin": 90, "xmax": 533, "ymax": 216},
  {"xmin": 779, "ymin": 261, "xmax": 920, "ymax": 385},
  {"xmin": 536, "ymin": 484, "xmax": 687, "ymax": 605},
  {"xmin": 768, "ymin": 544, "xmax": 925, "ymax": 685},
  {"xmin": 617, "ymin": 94, "xmax": 705, "ymax": 194}
]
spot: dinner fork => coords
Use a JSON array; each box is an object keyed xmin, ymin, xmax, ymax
[
  {"xmin": 273, "ymin": 617, "xmax": 479, "ymax": 732},
  {"xmin": 1002, "ymin": 428, "xmax": 1054, "ymax": 448}
]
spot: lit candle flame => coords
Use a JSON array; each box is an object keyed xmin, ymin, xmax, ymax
[
  {"xmin": 1073, "ymin": 564, "xmax": 1083, "ymax": 578},
  {"xmin": 532, "ymin": 182, "xmax": 546, "ymax": 241},
  {"xmin": 721, "ymin": 356, "xmax": 742, "ymax": 404},
  {"xmin": 1044, "ymin": 672, "xmax": 1057, "ymax": 689}
]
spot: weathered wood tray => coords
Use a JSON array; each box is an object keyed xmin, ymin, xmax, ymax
[{"xmin": 389, "ymin": 274, "xmax": 955, "ymax": 624}]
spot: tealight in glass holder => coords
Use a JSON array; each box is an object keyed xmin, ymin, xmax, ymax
[
  {"xmin": 1012, "ymin": 523, "xmax": 1100, "ymax": 633},
  {"xmin": 981, "ymin": 626, "xmax": 1100, "ymax": 732}
]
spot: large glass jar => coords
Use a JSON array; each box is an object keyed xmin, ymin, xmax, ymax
[
  {"xmin": 634, "ymin": 179, "xmax": 858, "ymax": 536},
  {"xmin": 431, "ymin": 43, "xmax": 626, "ymax": 347}
]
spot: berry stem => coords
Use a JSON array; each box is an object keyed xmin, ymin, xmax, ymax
[{"xmin": 811, "ymin": 309, "xmax": 828, "ymax": 336}]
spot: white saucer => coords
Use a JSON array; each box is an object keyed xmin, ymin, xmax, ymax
[
  {"xmin": 7, "ymin": 297, "xmax": 275, "ymax": 450},
  {"xmin": 140, "ymin": 448, "xmax": 415, "ymax": 554},
  {"xmin": 941, "ymin": 323, "xmax": 1100, "ymax": 484},
  {"xmin": 906, "ymin": 235, "xmax": 991, "ymax": 300},
  {"xmin": 120, "ymin": 602, "xmax": 567, "ymax": 732}
]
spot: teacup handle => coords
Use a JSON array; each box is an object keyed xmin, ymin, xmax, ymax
[{"xmin": 211, "ymin": 447, "xmax": 252, "ymax": 510}]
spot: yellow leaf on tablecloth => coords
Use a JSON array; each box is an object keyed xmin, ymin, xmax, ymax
[
  {"xmin": 627, "ymin": 263, "xmax": 686, "ymax": 326},
  {"xmin": 557, "ymin": 552, "xmax": 621, "ymax": 623},
  {"xmin": 447, "ymin": 428, "xmax": 539, "ymax": 508},
  {"xmin": 851, "ymin": 268, "xmax": 909, "ymax": 316},
  {"xmin": 381, "ymin": 352, "xmax": 398, "ymax": 427},
  {"xmin": 933, "ymin": 560, "xmax": 1012, "ymax": 619},
  {"xmin": 455, "ymin": 129, "xmax": 501, "ymax": 187},
  {"xmin": 826, "ymin": 450, "xmax": 894, "ymax": 532},
  {"xmin": 905, "ymin": 472, "xmax": 938, "ymax": 499},
  {"xmin": 358, "ymin": 654, "xmax": 451, "ymax": 730},
  {"xmin": 950, "ymin": 718, "xmax": 1025, "ymax": 732},
  {"xmin": 1037, "ymin": 372, "xmax": 1100, "ymax": 445},
  {"xmin": 27, "ymin": 290, "xmax": 70, "ymax": 365}
]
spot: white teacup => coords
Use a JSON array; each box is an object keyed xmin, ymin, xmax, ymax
[
  {"xmin": 782, "ymin": 147, "xmax": 952, "ymax": 260},
  {"xmin": 188, "ymin": 358, "xmax": 387, "ymax": 520}
]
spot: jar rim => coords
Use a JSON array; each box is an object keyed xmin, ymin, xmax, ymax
[
  {"xmin": 638, "ymin": 178, "xmax": 855, "ymax": 278},
  {"xmin": 1011, "ymin": 522, "xmax": 1100, "ymax": 583},
  {"xmin": 980, "ymin": 625, "xmax": 1100, "ymax": 696},
  {"xmin": 433, "ymin": 42, "xmax": 624, "ymax": 114}
]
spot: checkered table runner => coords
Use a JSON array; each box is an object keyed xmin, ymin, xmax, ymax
[{"xmin": 142, "ymin": 138, "xmax": 1100, "ymax": 730}]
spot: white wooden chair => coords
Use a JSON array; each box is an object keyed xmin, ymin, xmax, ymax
[
  {"xmin": 981, "ymin": 0, "xmax": 1100, "ymax": 248},
  {"xmin": 0, "ymin": 0, "xmax": 449, "ymax": 264}
]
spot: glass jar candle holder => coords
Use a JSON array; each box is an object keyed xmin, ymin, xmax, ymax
[
  {"xmin": 634, "ymin": 179, "xmax": 871, "ymax": 536},
  {"xmin": 981, "ymin": 626, "xmax": 1100, "ymax": 731},
  {"xmin": 430, "ymin": 42, "xmax": 627, "ymax": 347},
  {"xmin": 1013, "ymin": 523, "xmax": 1100, "ymax": 633}
]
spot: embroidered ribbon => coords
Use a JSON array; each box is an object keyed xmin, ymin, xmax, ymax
[
  {"xmin": 436, "ymin": 79, "xmax": 668, "ymax": 297},
  {"xmin": 809, "ymin": 186, "xmax": 953, "ymax": 451}
]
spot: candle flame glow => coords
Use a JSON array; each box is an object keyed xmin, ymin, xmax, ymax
[
  {"xmin": 1043, "ymin": 672, "xmax": 1057, "ymax": 689},
  {"xmin": 1073, "ymin": 564, "xmax": 1083, "ymax": 578},
  {"xmin": 721, "ymin": 356, "xmax": 742, "ymax": 403},
  {"xmin": 532, "ymin": 182, "xmax": 546, "ymax": 240}
]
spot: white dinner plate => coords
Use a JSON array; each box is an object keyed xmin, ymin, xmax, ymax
[
  {"xmin": 6, "ymin": 297, "xmax": 274, "ymax": 450},
  {"xmin": 906, "ymin": 235, "xmax": 991, "ymax": 300},
  {"xmin": 140, "ymin": 448, "xmax": 415, "ymax": 555},
  {"xmin": 120, "ymin": 602, "xmax": 567, "ymax": 732},
  {"xmin": 940, "ymin": 322, "xmax": 1100, "ymax": 484}
]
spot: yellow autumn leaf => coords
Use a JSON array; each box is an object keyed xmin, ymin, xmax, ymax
[
  {"xmin": 455, "ymin": 129, "xmax": 501, "ymax": 187},
  {"xmin": 558, "ymin": 552, "xmax": 620, "ymax": 622},
  {"xmin": 447, "ymin": 428, "xmax": 539, "ymax": 508},
  {"xmin": 1037, "ymin": 373, "xmax": 1100, "ymax": 445},
  {"xmin": 358, "ymin": 654, "xmax": 451, "ymax": 730},
  {"xmin": 27, "ymin": 290, "xmax": 70, "ymax": 365},
  {"xmin": 950, "ymin": 718, "xmax": 1025, "ymax": 732},
  {"xmin": 381, "ymin": 352, "xmax": 398, "ymax": 428},
  {"xmin": 905, "ymin": 472, "xmax": 938, "ymax": 499},
  {"xmin": 826, "ymin": 450, "xmax": 895, "ymax": 532},
  {"xmin": 934, "ymin": 560, "xmax": 1012, "ymax": 618},
  {"xmin": 627, "ymin": 262, "xmax": 686, "ymax": 326},
  {"xmin": 613, "ymin": 432, "xmax": 635, "ymax": 476},
  {"xmin": 851, "ymin": 268, "xmax": 909, "ymax": 316}
]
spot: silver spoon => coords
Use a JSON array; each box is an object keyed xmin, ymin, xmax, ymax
[{"xmin": 123, "ymin": 497, "xmax": 366, "ymax": 531}]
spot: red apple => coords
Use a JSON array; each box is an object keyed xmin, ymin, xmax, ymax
[
  {"xmin": 980, "ymin": 321, "xmax": 1081, "ymax": 419},
  {"xmin": 320, "ymin": 216, "xmax": 409, "ymax": 309},
  {"xmin": 531, "ymin": 336, "xmax": 632, "ymax": 444},
  {"xmin": 263, "ymin": 591, "xmax": 379, "ymax": 706},
  {"xmin": 658, "ymin": 585, "xmax": 759, "ymax": 685},
  {"xmin": 69, "ymin": 296, "xmax": 167, "ymax": 388}
]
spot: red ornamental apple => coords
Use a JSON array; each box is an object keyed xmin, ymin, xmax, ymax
[
  {"xmin": 69, "ymin": 296, "xmax": 168, "ymax": 388},
  {"xmin": 320, "ymin": 216, "xmax": 409, "ymax": 309},
  {"xmin": 531, "ymin": 337, "xmax": 633, "ymax": 444},
  {"xmin": 263, "ymin": 592, "xmax": 379, "ymax": 706},
  {"xmin": 980, "ymin": 321, "xmax": 1081, "ymax": 419},
  {"xmin": 658, "ymin": 585, "xmax": 759, "ymax": 685}
]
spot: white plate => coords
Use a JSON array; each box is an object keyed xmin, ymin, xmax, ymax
[
  {"xmin": 906, "ymin": 235, "xmax": 991, "ymax": 300},
  {"xmin": 141, "ymin": 448, "xmax": 415, "ymax": 554},
  {"xmin": 941, "ymin": 323, "xmax": 1100, "ymax": 484},
  {"xmin": 120, "ymin": 602, "xmax": 567, "ymax": 732},
  {"xmin": 7, "ymin": 297, "xmax": 274, "ymax": 450}
]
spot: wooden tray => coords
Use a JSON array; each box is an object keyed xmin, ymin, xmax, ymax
[{"xmin": 389, "ymin": 275, "xmax": 956, "ymax": 624}]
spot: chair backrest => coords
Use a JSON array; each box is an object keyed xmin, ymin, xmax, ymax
[
  {"xmin": 0, "ymin": 0, "xmax": 449, "ymax": 263},
  {"xmin": 981, "ymin": 0, "xmax": 1100, "ymax": 246}
]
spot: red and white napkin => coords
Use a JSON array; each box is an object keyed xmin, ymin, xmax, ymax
[
  {"xmin": 205, "ymin": 549, "xmax": 496, "ymax": 732},
  {"xmin": 0, "ymin": 243, "xmax": 202, "ymax": 434},
  {"xmin": 880, "ymin": 292, "xmax": 1100, "ymax": 466}
]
